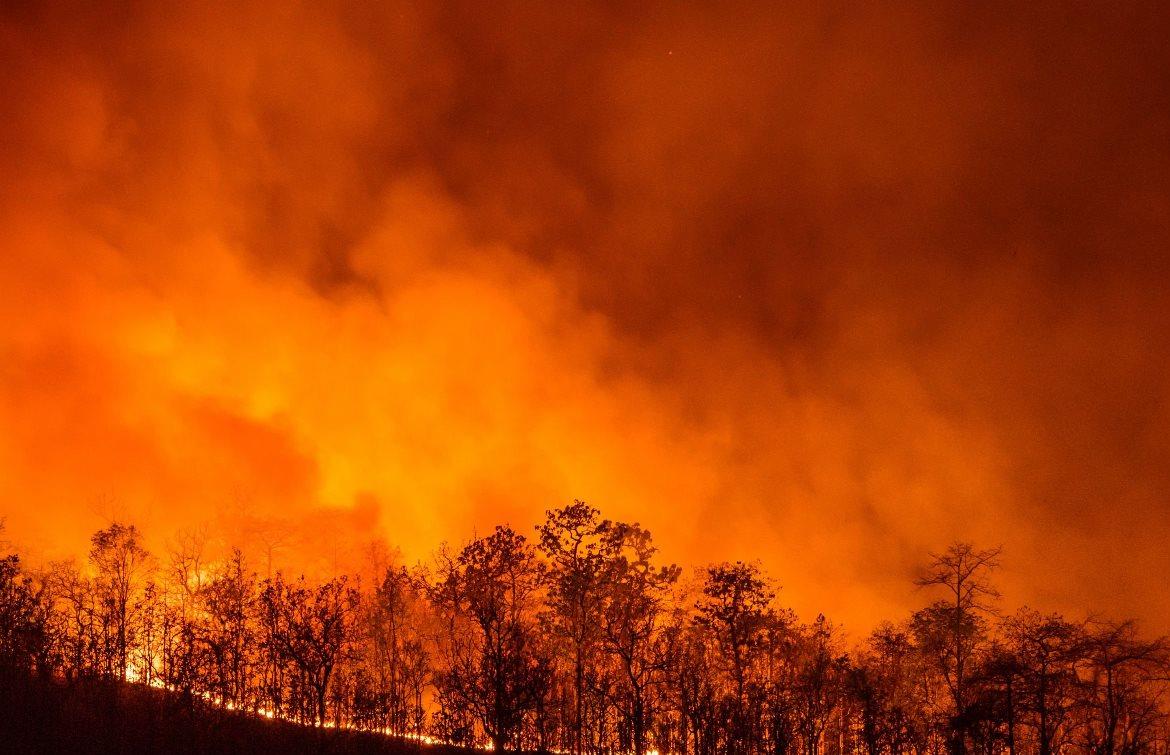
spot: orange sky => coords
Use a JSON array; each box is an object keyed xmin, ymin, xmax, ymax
[{"xmin": 2, "ymin": 1, "xmax": 1169, "ymax": 635}]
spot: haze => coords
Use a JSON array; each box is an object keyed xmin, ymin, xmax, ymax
[{"xmin": 2, "ymin": 1, "xmax": 1168, "ymax": 633}]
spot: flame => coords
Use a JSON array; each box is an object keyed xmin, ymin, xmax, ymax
[{"xmin": 1, "ymin": 0, "xmax": 1169, "ymax": 633}]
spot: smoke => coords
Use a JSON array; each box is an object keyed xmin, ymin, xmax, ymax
[{"xmin": 1, "ymin": 1, "xmax": 1169, "ymax": 632}]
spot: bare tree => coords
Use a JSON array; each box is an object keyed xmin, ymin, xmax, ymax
[
  {"xmin": 360, "ymin": 565, "xmax": 428, "ymax": 736},
  {"xmin": 850, "ymin": 624, "xmax": 929, "ymax": 755},
  {"xmin": 998, "ymin": 609, "xmax": 1084, "ymax": 755},
  {"xmin": 168, "ymin": 525, "xmax": 210, "ymax": 608},
  {"xmin": 538, "ymin": 500, "xmax": 609, "ymax": 755},
  {"xmin": 791, "ymin": 615, "xmax": 849, "ymax": 755},
  {"xmin": 695, "ymin": 561, "xmax": 777, "ymax": 755},
  {"xmin": 1077, "ymin": 620, "xmax": 1168, "ymax": 755},
  {"xmin": 200, "ymin": 548, "xmax": 258, "ymax": 708},
  {"xmin": 0, "ymin": 552, "xmax": 48, "ymax": 675},
  {"xmin": 598, "ymin": 520, "xmax": 680, "ymax": 755},
  {"xmin": 260, "ymin": 573, "xmax": 360, "ymax": 726},
  {"xmin": 429, "ymin": 525, "xmax": 551, "ymax": 752},
  {"xmin": 914, "ymin": 542, "xmax": 1002, "ymax": 755},
  {"xmin": 89, "ymin": 523, "xmax": 152, "ymax": 680}
]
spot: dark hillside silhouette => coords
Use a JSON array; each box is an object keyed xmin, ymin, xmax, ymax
[{"xmin": 0, "ymin": 671, "xmax": 473, "ymax": 755}]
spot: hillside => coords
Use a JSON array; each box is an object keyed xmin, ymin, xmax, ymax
[{"xmin": 0, "ymin": 672, "xmax": 472, "ymax": 755}]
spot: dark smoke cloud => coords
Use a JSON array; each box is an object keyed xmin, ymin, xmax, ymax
[{"xmin": 1, "ymin": 0, "xmax": 1169, "ymax": 632}]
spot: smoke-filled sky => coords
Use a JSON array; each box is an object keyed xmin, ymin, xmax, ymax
[{"xmin": 2, "ymin": 1, "xmax": 1169, "ymax": 632}]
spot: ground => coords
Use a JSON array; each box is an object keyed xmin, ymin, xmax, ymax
[{"xmin": 0, "ymin": 671, "xmax": 474, "ymax": 755}]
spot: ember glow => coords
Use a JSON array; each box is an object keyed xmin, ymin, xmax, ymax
[{"xmin": 2, "ymin": 0, "xmax": 1170, "ymax": 636}]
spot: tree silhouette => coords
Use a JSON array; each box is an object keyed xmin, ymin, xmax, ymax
[
  {"xmin": 428, "ymin": 525, "xmax": 551, "ymax": 752},
  {"xmin": 1, "ymin": 516, "xmax": 1167, "ymax": 755},
  {"xmin": 598, "ymin": 520, "xmax": 679, "ymax": 755},
  {"xmin": 695, "ymin": 561, "xmax": 778, "ymax": 754},
  {"xmin": 914, "ymin": 542, "xmax": 1002, "ymax": 755},
  {"xmin": 88, "ymin": 523, "xmax": 151, "ymax": 681},
  {"xmin": 538, "ymin": 501, "xmax": 609, "ymax": 755}
]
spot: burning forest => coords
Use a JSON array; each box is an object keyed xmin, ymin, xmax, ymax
[
  {"xmin": 1, "ymin": 510, "xmax": 1168, "ymax": 754},
  {"xmin": 3, "ymin": 1, "xmax": 1170, "ymax": 753}
]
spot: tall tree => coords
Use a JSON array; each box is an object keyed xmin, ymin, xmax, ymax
[
  {"xmin": 598, "ymin": 520, "xmax": 680, "ymax": 755},
  {"xmin": 913, "ymin": 542, "xmax": 1002, "ymax": 755},
  {"xmin": 1000, "ymin": 609, "xmax": 1083, "ymax": 755},
  {"xmin": 1078, "ymin": 620, "xmax": 1168, "ymax": 755},
  {"xmin": 200, "ymin": 548, "xmax": 258, "ymax": 708},
  {"xmin": 538, "ymin": 501, "xmax": 609, "ymax": 755},
  {"xmin": 791, "ymin": 615, "xmax": 849, "ymax": 755},
  {"xmin": 850, "ymin": 624, "xmax": 929, "ymax": 755},
  {"xmin": 89, "ymin": 523, "xmax": 151, "ymax": 680},
  {"xmin": 695, "ymin": 561, "xmax": 777, "ymax": 755},
  {"xmin": 260, "ymin": 574, "xmax": 360, "ymax": 726},
  {"xmin": 430, "ymin": 525, "xmax": 551, "ymax": 752},
  {"xmin": 363, "ymin": 565, "xmax": 428, "ymax": 736},
  {"xmin": 0, "ymin": 553, "xmax": 48, "ymax": 675}
]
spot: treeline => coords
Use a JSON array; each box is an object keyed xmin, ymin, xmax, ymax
[{"xmin": 0, "ymin": 502, "xmax": 1167, "ymax": 755}]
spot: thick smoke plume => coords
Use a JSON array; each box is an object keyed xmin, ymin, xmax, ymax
[{"xmin": 1, "ymin": 1, "xmax": 1169, "ymax": 630}]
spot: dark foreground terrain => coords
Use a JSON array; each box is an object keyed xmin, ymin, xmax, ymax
[{"xmin": 0, "ymin": 672, "xmax": 470, "ymax": 755}]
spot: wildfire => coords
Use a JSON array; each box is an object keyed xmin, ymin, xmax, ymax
[{"xmin": 121, "ymin": 652, "xmax": 628, "ymax": 754}]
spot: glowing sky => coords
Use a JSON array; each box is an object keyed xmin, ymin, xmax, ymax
[{"xmin": 2, "ymin": 1, "xmax": 1169, "ymax": 632}]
